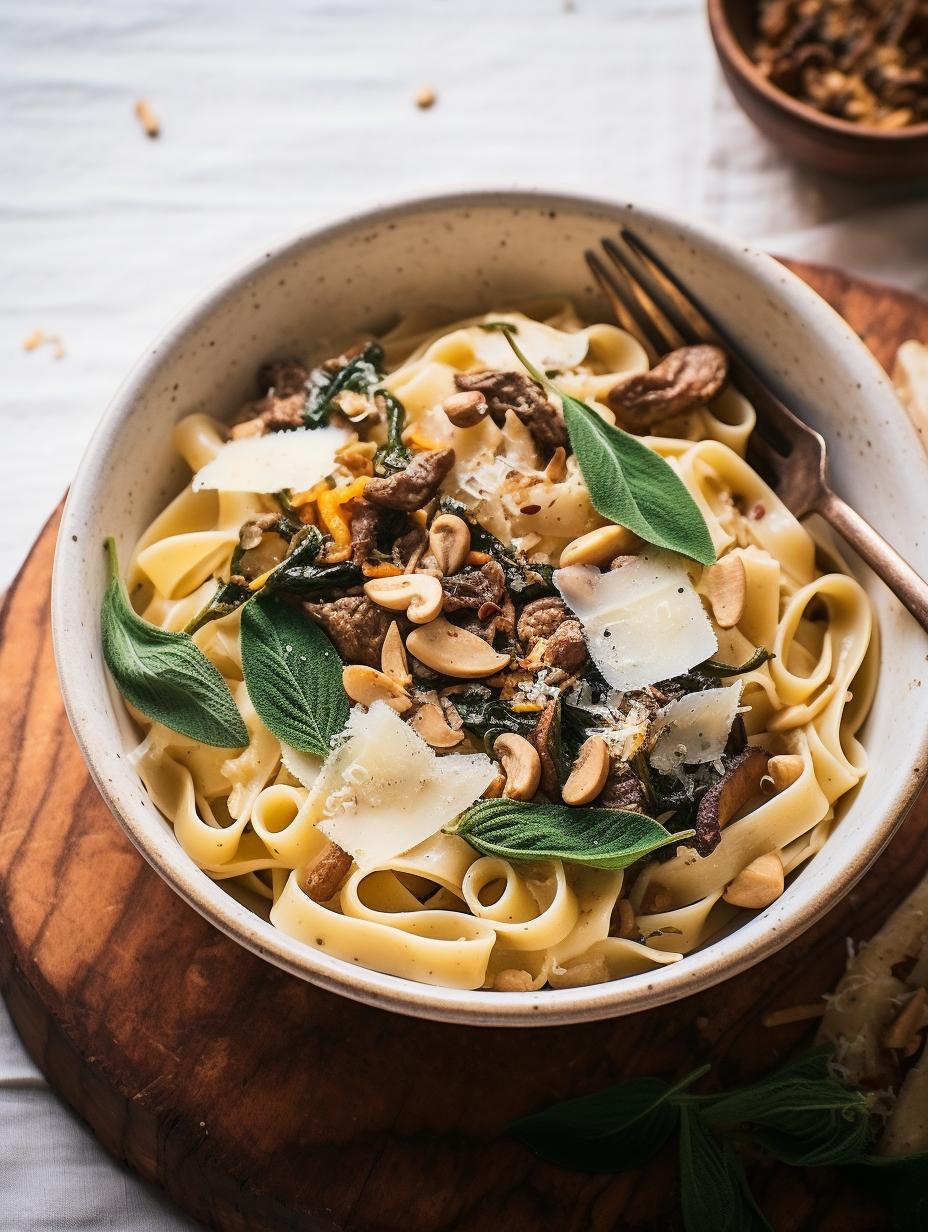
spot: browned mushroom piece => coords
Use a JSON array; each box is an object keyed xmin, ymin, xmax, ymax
[
  {"xmin": 606, "ymin": 345, "xmax": 729, "ymax": 430},
  {"xmin": 258, "ymin": 358, "xmax": 310, "ymax": 397},
  {"xmin": 595, "ymin": 768, "xmax": 650, "ymax": 815},
  {"xmin": 531, "ymin": 699, "xmax": 562, "ymax": 803},
  {"xmin": 364, "ymin": 449, "xmax": 455, "ymax": 511},
  {"xmin": 542, "ymin": 619, "xmax": 587, "ymax": 672},
  {"xmin": 441, "ymin": 560, "xmax": 506, "ymax": 614},
  {"xmin": 298, "ymin": 842, "xmax": 353, "ymax": 902},
  {"xmin": 455, "ymin": 370, "xmax": 568, "ymax": 458},
  {"xmin": 694, "ymin": 746, "xmax": 769, "ymax": 857},
  {"xmin": 303, "ymin": 595, "xmax": 397, "ymax": 668},
  {"xmin": 516, "ymin": 596, "xmax": 570, "ymax": 649},
  {"xmin": 349, "ymin": 499, "xmax": 381, "ymax": 566}
]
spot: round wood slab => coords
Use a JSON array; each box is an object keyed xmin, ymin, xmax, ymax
[{"xmin": 2, "ymin": 261, "xmax": 927, "ymax": 1232}]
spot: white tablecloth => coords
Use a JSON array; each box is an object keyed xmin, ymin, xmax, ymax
[{"xmin": 2, "ymin": 1, "xmax": 926, "ymax": 1226}]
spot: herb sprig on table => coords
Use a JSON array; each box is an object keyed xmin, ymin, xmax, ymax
[
  {"xmin": 483, "ymin": 321, "xmax": 717, "ymax": 567},
  {"xmin": 508, "ymin": 1046, "xmax": 928, "ymax": 1232}
]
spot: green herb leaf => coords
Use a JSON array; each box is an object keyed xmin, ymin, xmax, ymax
[
  {"xmin": 449, "ymin": 686, "xmax": 538, "ymax": 751},
  {"xmin": 700, "ymin": 647, "xmax": 774, "ymax": 677},
  {"xmin": 268, "ymin": 559, "xmax": 363, "ymax": 599},
  {"xmin": 100, "ymin": 538, "xmax": 248, "ymax": 748},
  {"xmin": 497, "ymin": 326, "xmax": 716, "ymax": 566},
  {"xmin": 240, "ymin": 591, "xmax": 348, "ymax": 756},
  {"xmin": 184, "ymin": 578, "xmax": 253, "ymax": 635},
  {"xmin": 304, "ymin": 342, "xmax": 384, "ymax": 428},
  {"xmin": 699, "ymin": 1046, "xmax": 873, "ymax": 1168},
  {"xmin": 373, "ymin": 391, "xmax": 412, "ymax": 476},
  {"xmin": 437, "ymin": 497, "xmax": 555, "ymax": 600},
  {"xmin": 509, "ymin": 1069, "xmax": 706, "ymax": 1173},
  {"xmin": 679, "ymin": 1108, "xmax": 769, "ymax": 1232},
  {"xmin": 447, "ymin": 798, "xmax": 691, "ymax": 869}
]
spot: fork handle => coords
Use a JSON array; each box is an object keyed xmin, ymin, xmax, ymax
[{"xmin": 815, "ymin": 489, "xmax": 928, "ymax": 633}]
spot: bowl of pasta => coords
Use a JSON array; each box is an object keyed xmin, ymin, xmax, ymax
[{"xmin": 52, "ymin": 191, "xmax": 928, "ymax": 1026}]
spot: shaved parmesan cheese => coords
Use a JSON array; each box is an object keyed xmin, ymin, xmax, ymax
[
  {"xmin": 312, "ymin": 702, "xmax": 495, "ymax": 867},
  {"xmin": 192, "ymin": 426, "xmax": 349, "ymax": 493},
  {"xmin": 555, "ymin": 554, "xmax": 717, "ymax": 691},
  {"xmin": 648, "ymin": 684, "xmax": 743, "ymax": 774},
  {"xmin": 280, "ymin": 744, "xmax": 323, "ymax": 790}
]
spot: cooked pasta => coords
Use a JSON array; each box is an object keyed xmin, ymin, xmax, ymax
[{"xmin": 107, "ymin": 303, "xmax": 874, "ymax": 993}]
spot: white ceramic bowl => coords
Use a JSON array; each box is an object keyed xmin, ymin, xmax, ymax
[{"xmin": 52, "ymin": 190, "xmax": 928, "ymax": 1026}]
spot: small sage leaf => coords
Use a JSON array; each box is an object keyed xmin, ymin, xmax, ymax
[
  {"xmin": 679, "ymin": 1107, "xmax": 768, "ymax": 1232},
  {"xmin": 240, "ymin": 591, "xmax": 348, "ymax": 756},
  {"xmin": 447, "ymin": 798, "xmax": 691, "ymax": 870},
  {"xmin": 100, "ymin": 537, "xmax": 248, "ymax": 748},
  {"xmin": 509, "ymin": 1068, "xmax": 706, "ymax": 1173},
  {"xmin": 497, "ymin": 324, "xmax": 716, "ymax": 566}
]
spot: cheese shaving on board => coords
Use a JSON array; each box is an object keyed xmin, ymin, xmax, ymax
[
  {"xmin": 192, "ymin": 426, "xmax": 349, "ymax": 493},
  {"xmin": 648, "ymin": 684, "xmax": 744, "ymax": 774},
  {"xmin": 313, "ymin": 703, "xmax": 496, "ymax": 867},
  {"xmin": 554, "ymin": 553, "xmax": 717, "ymax": 691}
]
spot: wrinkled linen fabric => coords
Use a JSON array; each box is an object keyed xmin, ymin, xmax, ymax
[{"xmin": 1, "ymin": 0, "xmax": 925, "ymax": 1227}]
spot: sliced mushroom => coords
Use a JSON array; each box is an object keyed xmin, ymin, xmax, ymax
[
  {"xmin": 723, "ymin": 851, "xmax": 784, "ymax": 910},
  {"xmin": 410, "ymin": 702, "xmax": 464, "ymax": 749},
  {"xmin": 342, "ymin": 665, "xmax": 412, "ymax": 713},
  {"xmin": 428, "ymin": 513, "xmax": 471, "ymax": 576},
  {"xmin": 562, "ymin": 735, "xmax": 611, "ymax": 806},
  {"xmin": 559, "ymin": 524, "xmax": 641, "ymax": 568},
  {"xmin": 494, "ymin": 732, "xmax": 542, "ymax": 801},
  {"xmin": 380, "ymin": 621, "xmax": 412, "ymax": 686},
  {"xmin": 705, "ymin": 554, "xmax": 746, "ymax": 629},
  {"xmin": 406, "ymin": 617, "xmax": 511, "ymax": 679},
  {"xmin": 298, "ymin": 842, "xmax": 353, "ymax": 902},
  {"xmin": 694, "ymin": 746, "xmax": 769, "ymax": 857},
  {"xmin": 606, "ymin": 344, "xmax": 729, "ymax": 429},
  {"xmin": 364, "ymin": 573, "xmax": 443, "ymax": 624}
]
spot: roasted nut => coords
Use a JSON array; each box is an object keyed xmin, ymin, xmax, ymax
[
  {"xmin": 607, "ymin": 344, "xmax": 728, "ymax": 429},
  {"xmin": 559, "ymin": 524, "xmax": 641, "ymax": 568},
  {"xmin": 494, "ymin": 968, "xmax": 534, "ymax": 992},
  {"xmin": 342, "ymin": 665, "xmax": 411, "ymax": 713},
  {"xmin": 429, "ymin": 513, "xmax": 471, "ymax": 575},
  {"xmin": 705, "ymin": 553, "xmax": 746, "ymax": 629},
  {"xmin": 562, "ymin": 735, "xmax": 611, "ymax": 805},
  {"xmin": 442, "ymin": 390, "xmax": 488, "ymax": 428},
  {"xmin": 298, "ymin": 842, "xmax": 352, "ymax": 902},
  {"xmin": 639, "ymin": 884, "xmax": 671, "ymax": 915},
  {"xmin": 543, "ymin": 446, "xmax": 568, "ymax": 484},
  {"xmin": 364, "ymin": 573, "xmax": 443, "ymax": 624},
  {"xmin": 723, "ymin": 852, "xmax": 784, "ymax": 909},
  {"xmin": 494, "ymin": 732, "xmax": 542, "ymax": 801},
  {"xmin": 406, "ymin": 617, "xmax": 511, "ymax": 678},
  {"xmin": 482, "ymin": 771, "xmax": 506, "ymax": 799},
  {"xmin": 551, "ymin": 957, "xmax": 610, "ymax": 988},
  {"xmin": 410, "ymin": 702, "xmax": 464, "ymax": 748},
  {"xmin": 380, "ymin": 621, "xmax": 411, "ymax": 686},
  {"xmin": 767, "ymin": 753, "xmax": 804, "ymax": 792}
]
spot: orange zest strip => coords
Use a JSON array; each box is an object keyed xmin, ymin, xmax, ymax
[
  {"xmin": 466, "ymin": 550, "xmax": 492, "ymax": 566},
  {"xmin": 361, "ymin": 562, "xmax": 404, "ymax": 579},
  {"xmin": 317, "ymin": 477, "xmax": 369, "ymax": 561}
]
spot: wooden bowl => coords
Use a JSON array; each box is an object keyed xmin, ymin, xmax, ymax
[{"xmin": 708, "ymin": 0, "xmax": 928, "ymax": 179}]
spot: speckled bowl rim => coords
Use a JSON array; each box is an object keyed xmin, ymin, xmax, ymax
[{"xmin": 52, "ymin": 188, "xmax": 928, "ymax": 1027}]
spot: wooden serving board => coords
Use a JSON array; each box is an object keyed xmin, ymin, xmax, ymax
[{"xmin": 1, "ymin": 261, "xmax": 927, "ymax": 1232}]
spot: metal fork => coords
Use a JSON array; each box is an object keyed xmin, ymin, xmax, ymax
[{"xmin": 586, "ymin": 229, "xmax": 928, "ymax": 633}]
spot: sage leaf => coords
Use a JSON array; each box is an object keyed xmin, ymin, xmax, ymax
[
  {"xmin": 700, "ymin": 647, "xmax": 774, "ymax": 677},
  {"xmin": 859, "ymin": 1152, "xmax": 928, "ymax": 1232},
  {"xmin": 497, "ymin": 325, "xmax": 716, "ymax": 566},
  {"xmin": 100, "ymin": 538, "xmax": 248, "ymax": 748},
  {"xmin": 679, "ymin": 1108, "xmax": 769, "ymax": 1232},
  {"xmin": 304, "ymin": 342, "xmax": 383, "ymax": 428},
  {"xmin": 700, "ymin": 1045, "xmax": 873, "ymax": 1168},
  {"xmin": 240, "ymin": 591, "xmax": 348, "ymax": 756},
  {"xmin": 447, "ymin": 798, "xmax": 691, "ymax": 870},
  {"xmin": 509, "ymin": 1068, "xmax": 706, "ymax": 1173}
]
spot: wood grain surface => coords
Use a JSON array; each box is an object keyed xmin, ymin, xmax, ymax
[{"xmin": 1, "ymin": 260, "xmax": 926, "ymax": 1232}]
